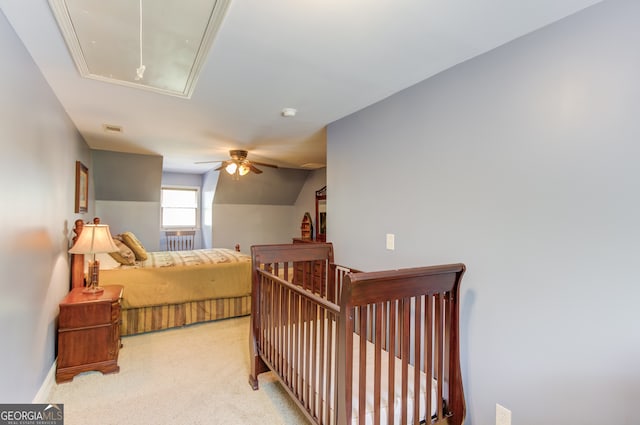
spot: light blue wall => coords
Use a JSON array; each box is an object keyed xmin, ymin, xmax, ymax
[
  {"xmin": 0, "ymin": 10, "xmax": 92, "ymax": 402},
  {"xmin": 328, "ymin": 1, "xmax": 640, "ymax": 424}
]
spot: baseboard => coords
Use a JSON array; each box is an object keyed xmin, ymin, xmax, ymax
[{"xmin": 33, "ymin": 359, "xmax": 56, "ymax": 403}]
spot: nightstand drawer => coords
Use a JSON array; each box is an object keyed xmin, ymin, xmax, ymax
[
  {"xmin": 59, "ymin": 302, "xmax": 112, "ymax": 328},
  {"xmin": 57, "ymin": 325, "xmax": 113, "ymax": 367}
]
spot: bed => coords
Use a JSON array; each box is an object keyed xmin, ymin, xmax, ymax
[
  {"xmin": 249, "ymin": 243, "xmax": 466, "ymax": 425},
  {"xmin": 70, "ymin": 219, "xmax": 252, "ymax": 335}
]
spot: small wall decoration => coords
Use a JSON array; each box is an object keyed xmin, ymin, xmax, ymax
[
  {"xmin": 301, "ymin": 212, "xmax": 313, "ymax": 240},
  {"xmin": 75, "ymin": 161, "xmax": 88, "ymax": 213}
]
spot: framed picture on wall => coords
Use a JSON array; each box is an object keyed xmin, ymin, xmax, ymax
[{"xmin": 75, "ymin": 161, "xmax": 88, "ymax": 213}]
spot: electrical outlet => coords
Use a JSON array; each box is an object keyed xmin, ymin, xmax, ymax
[
  {"xmin": 496, "ymin": 404, "xmax": 511, "ymax": 425},
  {"xmin": 386, "ymin": 233, "xmax": 395, "ymax": 250}
]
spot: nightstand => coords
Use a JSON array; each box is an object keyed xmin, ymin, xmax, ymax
[{"xmin": 56, "ymin": 285, "xmax": 123, "ymax": 383}]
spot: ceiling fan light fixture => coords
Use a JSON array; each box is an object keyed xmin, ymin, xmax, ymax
[
  {"xmin": 134, "ymin": 0, "xmax": 145, "ymax": 81},
  {"xmin": 238, "ymin": 163, "xmax": 250, "ymax": 176},
  {"xmin": 197, "ymin": 149, "xmax": 277, "ymax": 177},
  {"xmin": 225, "ymin": 163, "xmax": 237, "ymax": 174}
]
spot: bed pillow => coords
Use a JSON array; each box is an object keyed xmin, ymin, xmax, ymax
[
  {"xmin": 109, "ymin": 238, "xmax": 136, "ymax": 265},
  {"xmin": 119, "ymin": 231, "xmax": 148, "ymax": 261}
]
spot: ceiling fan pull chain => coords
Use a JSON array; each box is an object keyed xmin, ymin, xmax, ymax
[{"xmin": 135, "ymin": 0, "xmax": 146, "ymax": 80}]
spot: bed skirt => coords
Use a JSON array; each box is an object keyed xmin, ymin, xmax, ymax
[{"xmin": 121, "ymin": 295, "xmax": 251, "ymax": 336}]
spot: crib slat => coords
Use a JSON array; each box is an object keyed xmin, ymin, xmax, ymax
[
  {"xmin": 401, "ymin": 297, "xmax": 410, "ymax": 425},
  {"xmin": 425, "ymin": 295, "xmax": 433, "ymax": 424},
  {"xmin": 318, "ymin": 308, "xmax": 326, "ymax": 424},
  {"xmin": 277, "ymin": 281, "xmax": 282, "ymax": 378},
  {"xmin": 325, "ymin": 312, "xmax": 334, "ymax": 425},
  {"xmin": 414, "ymin": 296, "xmax": 422, "ymax": 425},
  {"xmin": 373, "ymin": 303, "xmax": 382, "ymax": 425},
  {"xmin": 357, "ymin": 306, "xmax": 366, "ymax": 425},
  {"xmin": 264, "ymin": 273, "xmax": 271, "ymax": 364},
  {"xmin": 293, "ymin": 291, "xmax": 300, "ymax": 397},
  {"xmin": 444, "ymin": 291, "xmax": 452, "ymax": 405},
  {"xmin": 265, "ymin": 273, "xmax": 271, "ymax": 362},
  {"xmin": 310, "ymin": 301, "xmax": 318, "ymax": 416},
  {"xmin": 271, "ymin": 277, "xmax": 277, "ymax": 367},
  {"xmin": 435, "ymin": 293, "xmax": 443, "ymax": 420},
  {"xmin": 304, "ymin": 298, "xmax": 310, "ymax": 409},
  {"xmin": 342, "ymin": 309, "xmax": 354, "ymax": 425},
  {"xmin": 388, "ymin": 299, "xmax": 396, "ymax": 424}
]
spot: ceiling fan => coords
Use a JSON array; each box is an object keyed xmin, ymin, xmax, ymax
[{"xmin": 196, "ymin": 150, "xmax": 278, "ymax": 178}]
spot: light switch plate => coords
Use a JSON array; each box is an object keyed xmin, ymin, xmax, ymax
[
  {"xmin": 386, "ymin": 233, "xmax": 395, "ymax": 250},
  {"xmin": 496, "ymin": 403, "xmax": 511, "ymax": 425}
]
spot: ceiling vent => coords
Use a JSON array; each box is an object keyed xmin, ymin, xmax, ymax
[
  {"xmin": 102, "ymin": 124, "xmax": 123, "ymax": 133},
  {"xmin": 48, "ymin": 0, "xmax": 230, "ymax": 98}
]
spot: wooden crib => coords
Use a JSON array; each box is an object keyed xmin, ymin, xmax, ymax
[{"xmin": 249, "ymin": 243, "xmax": 466, "ymax": 425}]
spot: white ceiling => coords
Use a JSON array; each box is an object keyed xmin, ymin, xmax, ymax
[{"xmin": 1, "ymin": 0, "xmax": 602, "ymax": 173}]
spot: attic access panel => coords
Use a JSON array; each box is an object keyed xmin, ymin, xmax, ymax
[{"xmin": 49, "ymin": 0, "xmax": 230, "ymax": 98}]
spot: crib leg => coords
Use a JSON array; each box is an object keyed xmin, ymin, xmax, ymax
[
  {"xmin": 248, "ymin": 356, "xmax": 269, "ymax": 390},
  {"xmin": 249, "ymin": 331, "xmax": 269, "ymax": 390}
]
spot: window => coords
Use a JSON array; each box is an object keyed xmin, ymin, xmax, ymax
[{"xmin": 161, "ymin": 186, "xmax": 199, "ymax": 228}]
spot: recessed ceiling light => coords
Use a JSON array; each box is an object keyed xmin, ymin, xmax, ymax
[{"xmin": 281, "ymin": 108, "xmax": 297, "ymax": 117}]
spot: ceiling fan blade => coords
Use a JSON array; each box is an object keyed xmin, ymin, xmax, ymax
[
  {"xmin": 251, "ymin": 161, "xmax": 278, "ymax": 168},
  {"xmin": 248, "ymin": 163, "xmax": 263, "ymax": 174},
  {"xmin": 212, "ymin": 160, "xmax": 231, "ymax": 171},
  {"xmin": 194, "ymin": 160, "xmax": 224, "ymax": 164}
]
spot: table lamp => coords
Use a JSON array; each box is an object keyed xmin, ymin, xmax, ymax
[{"xmin": 68, "ymin": 224, "xmax": 118, "ymax": 294}]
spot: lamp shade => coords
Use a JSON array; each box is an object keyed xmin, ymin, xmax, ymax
[{"xmin": 68, "ymin": 224, "xmax": 118, "ymax": 254}]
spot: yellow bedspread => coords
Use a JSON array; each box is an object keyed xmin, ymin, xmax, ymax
[{"xmin": 99, "ymin": 248, "xmax": 251, "ymax": 309}]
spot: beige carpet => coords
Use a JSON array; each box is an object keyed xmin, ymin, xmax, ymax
[{"xmin": 46, "ymin": 316, "xmax": 310, "ymax": 425}]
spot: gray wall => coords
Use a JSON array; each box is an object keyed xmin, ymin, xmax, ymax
[
  {"xmin": 0, "ymin": 10, "xmax": 92, "ymax": 402},
  {"xmin": 327, "ymin": 1, "xmax": 640, "ymax": 424},
  {"xmin": 212, "ymin": 204, "xmax": 296, "ymax": 252},
  {"xmin": 93, "ymin": 150, "xmax": 162, "ymax": 251}
]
